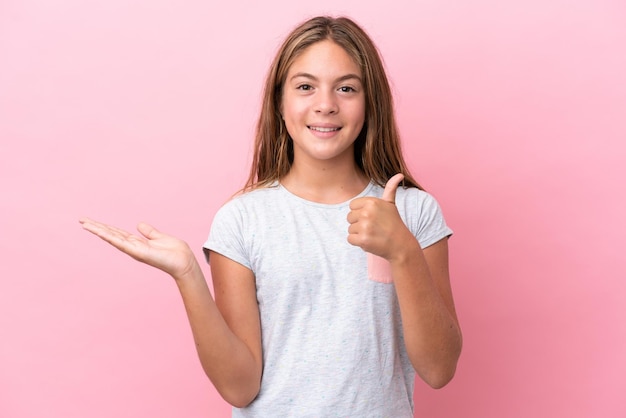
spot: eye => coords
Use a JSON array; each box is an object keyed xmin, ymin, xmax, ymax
[
  {"xmin": 339, "ymin": 86, "xmax": 356, "ymax": 93},
  {"xmin": 297, "ymin": 84, "xmax": 313, "ymax": 91}
]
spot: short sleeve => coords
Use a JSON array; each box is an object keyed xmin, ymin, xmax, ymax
[
  {"xmin": 203, "ymin": 199, "xmax": 252, "ymax": 269},
  {"xmin": 400, "ymin": 189, "xmax": 453, "ymax": 249}
]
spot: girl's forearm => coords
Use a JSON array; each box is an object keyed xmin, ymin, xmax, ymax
[
  {"xmin": 390, "ymin": 239, "xmax": 462, "ymax": 389},
  {"xmin": 173, "ymin": 262, "xmax": 261, "ymax": 407}
]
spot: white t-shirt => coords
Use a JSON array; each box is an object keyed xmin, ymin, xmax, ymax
[{"xmin": 204, "ymin": 182, "xmax": 453, "ymax": 418}]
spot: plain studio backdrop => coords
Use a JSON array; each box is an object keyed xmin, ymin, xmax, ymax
[{"xmin": 1, "ymin": 0, "xmax": 624, "ymax": 417}]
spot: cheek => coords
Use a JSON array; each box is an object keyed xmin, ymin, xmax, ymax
[
  {"xmin": 281, "ymin": 95, "xmax": 295, "ymax": 116},
  {"xmin": 281, "ymin": 98, "xmax": 302, "ymax": 137},
  {"xmin": 282, "ymin": 100, "xmax": 308, "ymax": 126},
  {"xmin": 352, "ymin": 102, "xmax": 366, "ymax": 127}
]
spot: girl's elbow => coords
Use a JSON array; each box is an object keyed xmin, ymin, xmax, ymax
[
  {"xmin": 423, "ymin": 365, "xmax": 457, "ymax": 389},
  {"xmin": 228, "ymin": 397, "xmax": 255, "ymax": 409},
  {"xmin": 212, "ymin": 375, "xmax": 261, "ymax": 409},
  {"xmin": 222, "ymin": 385, "xmax": 260, "ymax": 409},
  {"xmin": 428, "ymin": 332, "xmax": 463, "ymax": 388},
  {"xmin": 414, "ymin": 345, "xmax": 462, "ymax": 389}
]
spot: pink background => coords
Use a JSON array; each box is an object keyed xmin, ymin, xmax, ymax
[{"xmin": 1, "ymin": 0, "xmax": 625, "ymax": 417}]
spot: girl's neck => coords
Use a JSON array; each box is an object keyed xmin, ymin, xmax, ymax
[{"xmin": 280, "ymin": 163, "xmax": 369, "ymax": 204}]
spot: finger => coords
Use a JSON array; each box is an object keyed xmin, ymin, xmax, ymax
[
  {"xmin": 347, "ymin": 223, "xmax": 362, "ymax": 237},
  {"xmin": 346, "ymin": 231, "xmax": 360, "ymax": 247},
  {"xmin": 79, "ymin": 217, "xmax": 107, "ymax": 229},
  {"xmin": 137, "ymin": 222, "xmax": 161, "ymax": 240},
  {"xmin": 349, "ymin": 196, "xmax": 367, "ymax": 210},
  {"xmin": 80, "ymin": 218, "xmax": 113, "ymax": 236},
  {"xmin": 346, "ymin": 209, "xmax": 360, "ymax": 224},
  {"xmin": 81, "ymin": 218, "xmax": 147, "ymax": 251},
  {"xmin": 80, "ymin": 217, "xmax": 116, "ymax": 232},
  {"xmin": 106, "ymin": 223, "xmax": 134, "ymax": 238},
  {"xmin": 80, "ymin": 218, "xmax": 130, "ymax": 239},
  {"xmin": 381, "ymin": 173, "xmax": 404, "ymax": 203},
  {"xmin": 81, "ymin": 221, "xmax": 132, "ymax": 249}
]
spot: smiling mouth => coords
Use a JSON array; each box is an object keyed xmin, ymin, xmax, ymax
[{"xmin": 308, "ymin": 126, "xmax": 341, "ymax": 132}]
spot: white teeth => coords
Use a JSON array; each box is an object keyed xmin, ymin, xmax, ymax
[{"xmin": 309, "ymin": 126, "xmax": 340, "ymax": 132}]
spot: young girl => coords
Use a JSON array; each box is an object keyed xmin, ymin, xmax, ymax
[{"xmin": 81, "ymin": 16, "xmax": 462, "ymax": 417}]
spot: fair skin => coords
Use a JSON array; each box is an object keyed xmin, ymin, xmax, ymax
[
  {"xmin": 80, "ymin": 38, "xmax": 461, "ymax": 407},
  {"xmin": 348, "ymin": 174, "xmax": 462, "ymax": 387},
  {"xmin": 282, "ymin": 40, "xmax": 462, "ymax": 387},
  {"xmin": 78, "ymin": 220, "xmax": 262, "ymax": 407},
  {"xmin": 280, "ymin": 39, "xmax": 368, "ymax": 202}
]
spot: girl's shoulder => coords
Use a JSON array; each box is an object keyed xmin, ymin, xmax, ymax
[
  {"xmin": 368, "ymin": 182, "xmax": 438, "ymax": 207},
  {"xmin": 213, "ymin": 183, "xmax": 294, "ymax": 224},
  {"xmin": 393, "ymin": 186, "xmax": 453, "ymax": 246},
  {"xmin": 223, "ymin": 183, "xmax": 282, "ymax": 206}
]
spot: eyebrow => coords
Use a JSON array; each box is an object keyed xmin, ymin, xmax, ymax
[{"xmin": 289, "ymin": 72, "xmax": 362, "ymax": 83}]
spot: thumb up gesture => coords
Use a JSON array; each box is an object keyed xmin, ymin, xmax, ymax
[{"xmin": 347, "ymin": 174, "xmax": 412, "ymax": 261}]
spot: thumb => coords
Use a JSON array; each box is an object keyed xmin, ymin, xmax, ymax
[
  {"xmin": 137, "ymin": 222, "xmax": 161, "ymax": 240},
  {"xmin": 381, "ymin": 173, "xmax": 405, "ymax": 203}
]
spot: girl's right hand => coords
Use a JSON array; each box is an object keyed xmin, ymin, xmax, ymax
[{"xmin": 79, "ymin": 218, "xmax": 198, "ymax": 280}]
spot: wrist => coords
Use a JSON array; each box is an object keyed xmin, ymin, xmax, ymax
[
  {"xmin": 388, "ymin": 233, "xmax": 421, "ymax": 266},
  {"xmin": 173, "ymin": 257, "xmax": 203, "ymax": 283}
]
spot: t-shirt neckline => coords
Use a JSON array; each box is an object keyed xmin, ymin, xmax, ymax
[{"xmin": 277, "ymin": 181, "xmax": 376, "ymax": 208}]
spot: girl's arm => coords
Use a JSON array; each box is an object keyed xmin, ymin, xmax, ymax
[
  {"xmin": 79, "ymin": 218, "xmax": 262, "ymax": 406},
  {"xmin": 346, "ymin": 177, "xmax": 462, "ymax": 388},
  {"xmin": 202, "ymin": 250, "xmax": 263, "ymax": 405},
  {"xmin": 388, "ymin": 236, "xmax": 462, "ymax": 388}
]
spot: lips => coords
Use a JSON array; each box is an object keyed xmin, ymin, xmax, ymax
[{"xmin": 308, "ymin": 126, "xmax": 341, "ymax": 132}]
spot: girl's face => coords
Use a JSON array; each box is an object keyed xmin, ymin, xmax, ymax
[{"xmin": 281, "ymin": 40, "xmax": 365, "ymax": 170}]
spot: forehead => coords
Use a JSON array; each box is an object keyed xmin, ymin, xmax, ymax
[{"xmin": 287, "ymin": 40, "xmax": 361, "ymax": 78}]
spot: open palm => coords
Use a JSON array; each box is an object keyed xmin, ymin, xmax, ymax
[{"xmin": 79, "ymin": 218, "xmax": 198, "ymax": 279}]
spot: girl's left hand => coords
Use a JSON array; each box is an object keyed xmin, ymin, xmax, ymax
[
  {"xmin": 79, "ymin": 217, "xmax": 198, "ymax": 280},
  {"xmin": 346, "ymin": 173, "xmax": 416, "ymax": 261}
]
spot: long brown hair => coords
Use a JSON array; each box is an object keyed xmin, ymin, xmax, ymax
[{"xmin": 244, "ymin": 16, "xmax": 422, "ymax": 191}]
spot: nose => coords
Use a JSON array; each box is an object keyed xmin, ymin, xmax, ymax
[{"xmin": 314, "ymin": 89, "xmax": 338, "ymax": 115}]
